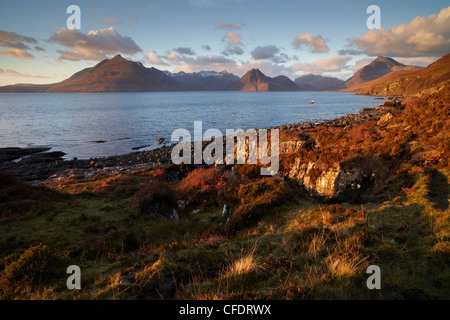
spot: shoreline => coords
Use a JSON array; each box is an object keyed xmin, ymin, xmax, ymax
[{"xmin": 0, "ymin": 97, "xmax": 404, "ymax": 183}]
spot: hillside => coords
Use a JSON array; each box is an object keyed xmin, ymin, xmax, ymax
[
  {"xmin": 0, "ymin": 55, "xmax": 182, "ymax": 93},
  {"xmin": 354, "ymin": 54, "xmax": 450, "ymax": 95},
  {"xmin": 345, "ymin": 56, "xmax": 422, "ymax": 88},
  {"xmin": 230, "ymin": 68, "xmax": 299, "ymax": 91}
]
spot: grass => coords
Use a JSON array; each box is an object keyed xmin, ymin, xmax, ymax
[
  {"xmin": 0, "ymin": 85, "xmax": 448, "ymax": 299},
  {"xmin": 0, "ymin": 166, "xmax": 448, "ymax": 299}
]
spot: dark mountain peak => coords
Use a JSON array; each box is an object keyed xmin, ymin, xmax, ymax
[
  {"xmin": 242, "ymin": 68, "xmax": 267, "ymax": 82},
  {"xmin": 346, "ymin": 56, "xmax": 410, "ymax": 87},
  {"xmin": 372, "ymin": 56, "xmax": 405, "ymax": 67},
  {"xmin": 110, "ymin": 54, "xmax": 126, "ymax": 62},
  {"xmin": 39, "ymin": 55, "xmax": 182, "ymax": 92}
]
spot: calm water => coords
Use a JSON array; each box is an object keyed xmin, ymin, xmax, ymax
[{"xmin": 0, "ymin": 92, "xmax": 382, "ymax": 160}]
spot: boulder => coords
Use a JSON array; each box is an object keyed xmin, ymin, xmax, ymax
[{"xmin": 377, "ymin": 112, "xmax": 394, "ymax": 126}]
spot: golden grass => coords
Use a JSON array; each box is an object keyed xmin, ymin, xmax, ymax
[{"xmin": 223, "ymin": 243, "xmax": 266, "ymax": 278}]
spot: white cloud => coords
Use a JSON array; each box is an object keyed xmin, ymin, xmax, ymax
[
  {"xmin": 49, "ymin": 27, "xmax": 142, "ymax": 61},
  {"xmin": 147, "ymin": 51, "xmax": 169, "ymax": 66},
  {"xmin": 350, "ymin": 7, "xmax": 450, "ymax": 57},
  {"xmin": 0, "ymin": 48, "xmax": 34, "ymax": 59},
  {"xmin": 223, "ymin": 32, "xmax": 242, "ymax": 45},
  {"xmin": 396, "ymin": 56, "xmax": 440, "ymax": 67},
  {"xmin": 0, "ymin": 29, "xmax": 37, "ymax": 59},
  {"xmin": 0, "ymin": 68, "xmax": 51, "ymax": 78},
  {"xmin": 292, "ymin": 33, "xmax": 329, "ymax": 53}
]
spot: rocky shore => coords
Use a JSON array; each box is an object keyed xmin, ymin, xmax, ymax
[{"xmin": 0, "ymin": 98, "xmax": 404, "ymax": 184}]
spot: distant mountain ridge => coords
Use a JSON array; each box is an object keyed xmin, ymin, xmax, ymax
[
  {"xmin": 165, "ymin": 70, "xmax": 240, "ymax": 91},
  {"xmin": 0, "ymin": 54, "xmax": 436, "ymax": 94},
  {"xmin": 294, "ymin": 74, "xmax": 346, "ymax": 91}
]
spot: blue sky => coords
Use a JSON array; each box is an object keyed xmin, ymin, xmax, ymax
[{"xmin": 0, "ymin": 0, "xmax": 449, "ymax": 85}]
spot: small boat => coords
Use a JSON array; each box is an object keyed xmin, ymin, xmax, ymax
[{"xmin": 309, "ymin": 100, "xmax": 315, "ymax": 104}]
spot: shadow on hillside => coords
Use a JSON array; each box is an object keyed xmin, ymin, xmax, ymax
[{"xmin": 426, "ymin": 169, "xmax": 449, "ymax": 211}]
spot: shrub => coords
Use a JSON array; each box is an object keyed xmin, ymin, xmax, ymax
[
  {"xmin": 0, "ymin": 244, "xmax": 68, "ymax": 298},
  {"xmin": 0, "ymin": 171, "xmax": 60, "ymax": 220},
  {"xmin": 131, "ymin": 180, "xmax": 176, "ymax": 219},
  {"xmin": 237, "ymin": 177, "xmax": 289, "ymax": 208},
  {"xmin": 236, "ymin": 164, "xmax": 260, "ymax": 179},
  {"xmin": 223, "ymin": 178, "xmax": 290, "ymax": 231},
  {"xmin": 178, "ymin": 167, "xmax": 228, "ymax": 205}
]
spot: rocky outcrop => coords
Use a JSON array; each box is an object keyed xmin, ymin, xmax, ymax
[
  {"xmin": 288, "ymin": 159, "xmax": 375, "ymax": 198},
  {"xmin": 377, "ymin": 112, "xmax": 394, "ymax": 126}
]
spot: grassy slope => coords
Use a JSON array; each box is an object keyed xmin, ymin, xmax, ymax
[
  {"xmin": 0, "ymin": 166, "xmax": 448, "ymax": 299},
  {"xmin": 0, "ymin": 83, "xmax": 449, "ymax": 300},
  {"xmin": 352, "ymin": 54, "xmax": 450, "ymax": 95}
]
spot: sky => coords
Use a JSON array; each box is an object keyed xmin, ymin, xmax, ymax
[{"xmin": 0, "ymin": 0, "xmax": 449, "ymax": 86}]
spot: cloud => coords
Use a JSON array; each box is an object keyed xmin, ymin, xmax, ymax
[
  {"xmin": 350, "ymin": 7, "xmax": 450, "ymax": 57},
  {"xmin": 0, "ymin": 30, "xmax": 37, "ymax": 45},
  {"xmin": 0, "ymin": 48, "xmax": 34, "ymax": 59},
  {"xmin": 222, "ymin": 46, "xmax": 244, "ymax": 56},
  {"xmin": 188, "ymin": 0, "xmax": 243, "ymax": 8},
  {"xmin": 0, "ymin": 29, "xmax": 37, "ymax": 59},
  {"xmin": 0, "ymin": 68, "xmax": 51, "ymax": 78},
  {"xmin": 338, "ymin": 49, "xmax": 364, "ymax": 56},
  {"xmin": 147, "ymin": 51, "xmax": 169, "ymax": 66},
  {"xmin": 202, "ymin": 45, "xmax": 211, "ymax": 51},
  {"xmin": 216, "ymin": 22, "xmax": 241, "ymax": 30},
  {"xmin": 173, "ymin": 47, "xmax": 196, "ymax": 55},
  {"xmin": 292, "ymin": 33, "xmax": 329, "ymax": 53},
  {"xmin": 251, "ymin": 45, "xmax": 279, "ymax": 60},
  {"xmin": 396, "ymin": 56, "xmax": 440, "ymax": 67},
  {"xmin": 165, "ymin": 52, "xmax": 234, "ymax": 65},
  {"xmin": 250, "ymin": 45, "xmax": 292, "ymax": 64},
  {"xmin": 34, "ymin": 46, "xmax": 46, "ymax": 52},
  {"xmin": 101, "ymin": 18, "xmax": 124, "ymax": 25},
  {"xmin": 291, "ymin": 56, "xmax": 351, "ymax": 74},
  {"xmin": 195, "ymin": 55, "xmax": 235, "ymax": 64},
  {"xmin": 223, "ymin": 32, "xmax": 242, "ymax": 45},
  {"xmin": 221, "ymin": 32, "xmax": 244, "ymax": 56},
  {"xmin": 126, "ymin": 13, "xmax": 139, "ymax": 22},
  {"xmin": 49, "ymin": 27, "xmax": 142, "ymax": 61}
]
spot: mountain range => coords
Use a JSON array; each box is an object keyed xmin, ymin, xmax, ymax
[
  {"xmin": 165, "ymin": 70, "xmax": 240, "ymax": 91},
  {"xmin": 0, "ymin": 54, "xmax": 442, "ymax": 93}
]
